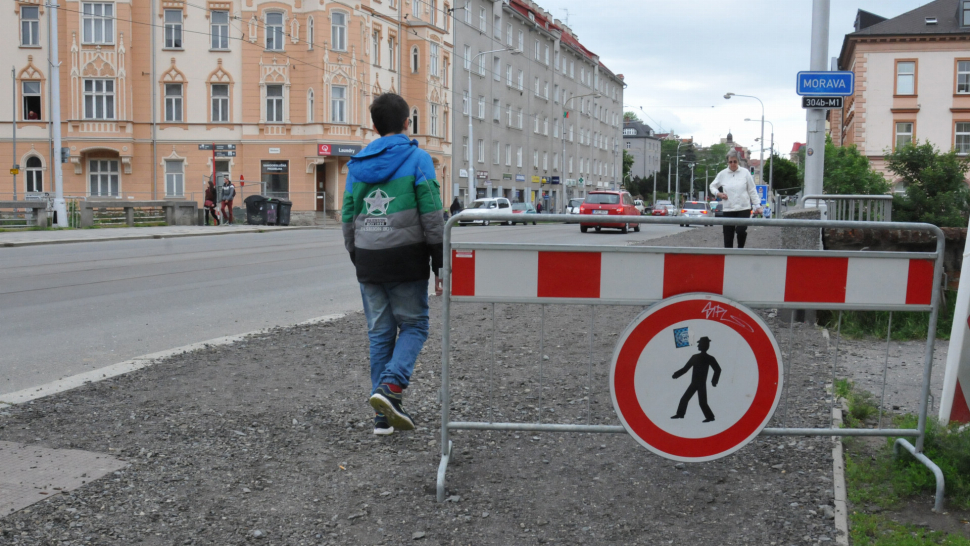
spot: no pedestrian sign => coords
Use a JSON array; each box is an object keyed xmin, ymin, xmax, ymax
[{"xmin": 610, "ymin": 294, "xmax": 783, "ymax": 462}]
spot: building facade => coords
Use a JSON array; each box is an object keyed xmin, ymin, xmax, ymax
[
  {"xmin": 452, "ymin": 0, "xmax": 624, "ymax": 212},
  {"xmin": 834, "ymin": 0, "xmax": 970, "ymax": 186},
  {"xmin": 0, "ymin": 0, "xmax": 452, "ymax": 217},
  {"xmin": 622, "ymin": 119, "xmax": 660, "ymax": 181}
]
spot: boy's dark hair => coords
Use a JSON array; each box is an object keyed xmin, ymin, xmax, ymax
[{"xmin": 370, "ymin": 93, "xmax": 410, "ymax": 136}]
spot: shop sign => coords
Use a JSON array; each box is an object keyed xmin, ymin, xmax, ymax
[
  {"xmin": 318, "ymin": 144, "xmax": 363, "ymax": 157},
  {"xmin": 531, "ymin": 176, "xmax": 541, "ymax": 184},
  {"xmin": 516, "ymin": 174, "xmax": 526, "ymax": 182},
  {"xmin": 503, "ymin": 173, "xmax": 512, "ymax": 180},
  {"xmin": 262, "ymin": 161, "xmax": 288, "ymax": 173},
  {"xmin": 459, "ymin": 169, "xmax": 468, "ymax": 178},
  {"xmin": 476, "ymin": 171, "xmax": 489, "ymax": 179},
  {"xmin": 269, "ymin": 148, "xmax": 281, "ymax": 154},
  {"xmin": 550, "ymin": 176, "xmax": 560, "ymax": 185}
]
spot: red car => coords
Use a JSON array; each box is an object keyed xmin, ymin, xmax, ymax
[{"xmin": 579, "ymin": 191, "xmax": 642, "ymax": 233}]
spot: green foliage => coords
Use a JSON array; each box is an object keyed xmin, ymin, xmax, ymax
[
  {"xmin": 822, "ymin": 136, "xmax": 892, "ymax": 195},
  {"xmin": 765, "ymin": 154, "xmax": 802, "ymax": 195},
  {"xmin": 835, "ymin": 378, "xmax": 852, "ymax": 399},
  {"xmin": 622, "ymin": 149, "xmax": 635, "ymax": 184},
  {"xmin": 888, "ymin": 141, "xmax": 970, "ymax": 227},
  {"xmin": 835, "ymin": 379, "xmax": 878, "ymax": 427},
  {"xmin": 623, "ymin": 111, "xmax": 641, "ymax": 122},
  {"xmin": 849, "ymin": 512, "xmax": 970, "ymax": 545},
  {"xmin": 817, "ymin": 294, "xmax": 956, "ymax": 341}
]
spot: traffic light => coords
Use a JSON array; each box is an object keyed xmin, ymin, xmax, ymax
[{"xmin": 750, "ymin": 167, "xmax": 755, "ymax": 175}]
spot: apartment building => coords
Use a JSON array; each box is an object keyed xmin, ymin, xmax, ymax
[
  {"xmin": 452, "ymin": 0, "xmax": 624, "ymax": 211},
  {"xmin": 622, "ymin": 119, "xmax": 661, "ymax": 181},
  {"xmin": 834, "ymin": 0, "xmax": 970, "ymax": 185},
  {"xmin": 0, "ymin": 0, "xmax": 452, "ymax": 217}
]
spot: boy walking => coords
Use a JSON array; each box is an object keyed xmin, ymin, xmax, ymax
[{"xmin": 342, "ymin": 93, "xmax": 444, "ymax": 436}]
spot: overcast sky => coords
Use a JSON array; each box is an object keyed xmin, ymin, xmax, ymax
[{"xmin": 536, "ymin": 0, "xmax": 928, "ymax": 157}]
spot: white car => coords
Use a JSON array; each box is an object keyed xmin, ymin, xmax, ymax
[
  {"xmin": 456, "ymin": 197, "xmax": 513, "ymax": 226},
  {"xmin": 633, "ymin": 199, "xmax": 646, "ymax": 215},
  {"xmin": 566, "ymin": 198, "xmax": 584, "ymax": 214}
]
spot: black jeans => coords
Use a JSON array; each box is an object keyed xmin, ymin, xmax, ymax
[{"xmin": 721, "ymin": 209, "xmax": 751, "ymax": 248}]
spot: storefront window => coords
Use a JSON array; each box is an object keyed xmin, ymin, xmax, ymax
[{"xmin": 261, "ymin": 160, "xmax": 289, "ymax": 199}]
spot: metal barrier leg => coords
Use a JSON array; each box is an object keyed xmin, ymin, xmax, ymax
[
  {"xmin": 831, "ymin": 311, "xmax": 843, "ymax": 416},
  {"xmin": 587, "ymin": 305, "xmax": 594, "ymax": 425},
  {"xmin": 783, "ymin": 313, "xmax": 796, "ymax": 427},
  {"xmin": 894, "ymin": 439, "xmax": 945, "ymax": 512},
  {"xmin": 539, "ymin": 304, "xmax": 545, "ymax": 424},
  {"xmin": 489, "ymin": 303, "xmax": 495, "ymax": 423},
  {"xmin": 878, "ymin": 313, "xmax": 893, "ymax": 428}
]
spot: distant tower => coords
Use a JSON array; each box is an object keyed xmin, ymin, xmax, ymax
[{"xmin": 726, "ymin": 130, "xmax": 733, "ymax": 143}]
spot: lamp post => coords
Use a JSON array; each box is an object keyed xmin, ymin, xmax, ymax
[
  {"xmin": 746, "ymin": 117, "xmax": 774, "ymax": 199},
  {"xmin": 674, "ymin": 140, "xmax": 685, "ymax": 210},
  {"xmin": 687, "ymin": 162, "xmax": 696, "ymax": 202},
  {"xmin": 724, "ymin": 92, "xmax": 765, "ymax": 198},
  {"xmin": 562, "ymin": 91, "xmax": 601, "ymax": 206},
  {"xmin": 468, "ymin": 47, "xmax": 519, "ymax": 206}
]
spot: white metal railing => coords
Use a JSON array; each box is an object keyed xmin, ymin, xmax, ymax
[{"xmin": 800, "ymin": 194, "xmax": 893, "ymax": 222}]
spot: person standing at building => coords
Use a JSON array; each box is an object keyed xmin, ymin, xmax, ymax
[
  {"xmin": 220, "ymin": 178, "xmax": 236, "ymax": 224},
  {"xmin": 535, "ymin": 201, "xmax": 543, "ymax": 214},
  {"xmin": 204, "ymin": 180, "xmax": 219, "ymax": 225},
  {"xmin": 709, "ymin": 151, "xmax": 761, "ymax": 248},
  {"xmin": 342, "ymin": 93, "xmax": 444, "ymax": 436}
]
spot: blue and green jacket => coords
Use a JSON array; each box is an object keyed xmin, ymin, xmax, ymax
[{"xmin": 342, "ymin": 133, "xmax": 444, "ymax": 284}]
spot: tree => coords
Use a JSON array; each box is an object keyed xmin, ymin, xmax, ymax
[
  {"xmin": 821, "ymin": 136, "xmax": 891, "ymax": 195},
  {"xmin": 624, "ymin": 111, "xmax": 641, "ymax": 123},
  {"xmin": 887, "ymin": 141, "xmax": 970, "ymax": 227},
  {"xmin": 764, "ymin": 154, "xmax": 801, "ymax": 195},
  {"xmin": 622, "ymin": 149, "xmax": 635, "ymax": 183}
]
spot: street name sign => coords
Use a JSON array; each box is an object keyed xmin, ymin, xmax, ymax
[
  {"xmin": 214, "ymin": 150, "xmax": 236, "ymax": 157},
  {"xmin": 610, "ymin": 293, "xmax": 783, "ymax": 462},
  {"xmin": 802, "ymin": 96, "xmax": 844, "ymax": 109},
  {"xmin": 198, "ymin": 144, "xmax": 236, "ymax": 151},
  {"xmin": 796, "ymin": 71, "xmax": 854, "ymax": 96}
]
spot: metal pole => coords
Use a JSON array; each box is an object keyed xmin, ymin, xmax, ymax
[
  {"xmin": 667, "ymin": 158, "xmax": 671, "ymax": 195},
  {"xmin": 49, "ymin": 2, "xmax": 67, "ymax": 227},
  {"xmin": 804, "ymin": 0, "xmax": 830, "ymax": 199},
  {"xmin": 467, "ymin": 63, "xmax": 474, "ymax": 206},
  {"xmin": 759, "ymin": 112, "xmax": 765, "ymax": 188},
  {"xmin": 11, "ymin": 67, "xmax": 17, "ymax": 202},
  {"xmin": 769, "ymin": 131, "xmax": 775, "ymax": 200},
  {"xmin": 675, "ymin": 142, "xmax": 682, "ymax": 210}
]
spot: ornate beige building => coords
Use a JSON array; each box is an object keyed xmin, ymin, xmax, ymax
[{"xmin": 1, "ymin": 0, "xmax": 452, "ymax": 216}]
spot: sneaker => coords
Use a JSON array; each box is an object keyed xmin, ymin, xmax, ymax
[
  {"xmin": 373, "ymin": 413, "xmax": 394, "ymax": 436},
  {"xmin": 369, "ymin": 384, "xmax": 415, "ymax": 431}
]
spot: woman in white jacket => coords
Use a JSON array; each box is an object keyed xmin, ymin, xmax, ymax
[{"xmin": 709, "ymin": 150, "xmax": 762, "ymax": 248}]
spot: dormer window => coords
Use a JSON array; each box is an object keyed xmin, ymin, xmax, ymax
[
  {"xmin": 925, "ymin": 17, "xmax": 938, "ymax": 25},
  {"xmin": 964, "ymin": 1, "xmax": 970, "ymax": 26},
  {"xmin": 528, "ymin": 12, "xmax": 535, "ymax": 22}
]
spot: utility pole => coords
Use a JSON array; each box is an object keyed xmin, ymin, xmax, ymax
[
  {"xmin": 49, "ymin": 2, "xmax": 67, "ymax": 226},
  {"xmin": 11, "ymin": 67, "xmax": 17, "ymax": 202},
  {"xmin": 804, "ymin": 0, "xmax": 829, "ymax": 200},
  {"xmin": 666, "ymin": 158, "xmax": 671, "ymax": 196}
]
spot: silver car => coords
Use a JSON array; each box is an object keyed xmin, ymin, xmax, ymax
[
  {"xmin": 566, "ymin": 198, "xmax": 584, "ymax": 214},
  {"xmin": 679, "ymin": 201, "xmax": 710, "ymax": 226}
]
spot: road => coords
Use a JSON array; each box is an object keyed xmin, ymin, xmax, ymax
[{"xmin": 0, "ymin": 221, "xmax": 686, "ymax": 397}]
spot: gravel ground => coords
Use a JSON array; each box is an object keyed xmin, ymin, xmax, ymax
[{"xmin": 4, "ymin": 224, "xmax": 931, "ymax": 546}]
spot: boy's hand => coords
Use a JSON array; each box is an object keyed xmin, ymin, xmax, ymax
[{"xmin": 435, "ymin": 276, "xmax": 443, "ymax": 296}]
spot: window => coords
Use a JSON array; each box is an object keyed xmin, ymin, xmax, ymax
[
  {"xmin": 373, "ymin": 31, "xmax": 380, "ymax": 65},
  {"xmin": 493, "ymin": 57, "xmax": 500, "ymax": 81},
  {"xmin": 493, "ymin": 14, "xmax": 500, "ymax": 37},
  {"xmin": 553, "ymin": 153, "xmax": 559, "ymax": 171},
  {"xmin": 958, "ymin": 122, "xmax": 970, "ymax": 154},
  {"xmin": 463, "ymin": 1, "xmax": 470, "ymax": 24},
  {"xmin": 211, "ymin": 84, "xmax": 229, "ymax": 122},
  {"xmin": 544, "ymin": 45, "xmax": 549, "ymax": 65},
  {"xmin": 477, "ymin": 96, "xmax": 484, "ymax": 119},
  {"xmin": 266, "ymin": 84, "xmax": 284, "ymax": 122},
  {"xmin": 569, "ymin": 60, "xmax": 574, "ymax": 78},
  {"xmin": 332, "ymin": 12, "xmax": 346, "ymax": 51},
  {"xmin": 83, "ymin": 79, "xmax": 114, "ymax": 119},
  {"xmin": 569, "ymin": 125, "xmax": 573, "ymax": 141},
  {"xmin": 22, "ymin": 81, "xmax": 41, "ymax": 120},
  {"xmin": 412, "ymin": 46, "xmax": 420, "ymax": 73},
  {"xmin": 554, "ymin": 84, "xmax": 559, "ymax": 103},
  {"xmin": 506, "ymin": 23, "xmax": 512, "ymax": 46},
  {"xmin": 534, "ymin": 77, "xmax": 540, "ymax": 96},
  {"xmin": 492, "ymin": 141, "xmax": 499, "ymax": 164},
  {"xmin": 82, "ymin": 3, "xmax": 113, "ymax": 44},
  {"xmin": 555, "ymin": 50, "xmax": 560, "ymax": 70},
  {"xmin": 964, "ymin": 1, "xmax": 970, "ymax": 26},
  {"xmin": 516, "ymin": 147, "xmax": 522, "ymax": 167},
  {"xmin": 211, "ymin": 10, "xmax": 229, "ymax": 49},
  {"xmin": 534, "ymin": 116, "xmax": 539, "ymax": 133},
  {"xmin": 462, "ymin": 91, "xmax": 469, "ymax": 115},
  {"xmin": 492, "ymin": 99, "xmax": 500, "ymax": 121},
  {"xmin": 266, "ymin": 12, "xmax": 284, "ymax": 50},
  {"xmin": 430, "ymin": 103, "xmax": 439, "ymax": 137},
  {"xmin": 25, "ymin": 157, "xmax": 42, "ymax": 193},
  {"xmin": 533, "ymin": 150, "xmax": 539, "ymax": 168},
  {"xmin": 477, "ymin": 54, "xmax": 485, "ymax": 76},
  {"xmin": 165, "ymin": 83, "xmax": 183, "ymax": 122},
  {"xmin": 534, "ymin": 41, "xmax": 540, "ymax": 61},
  {"xmin": 543, "ymin": 82, "xmax": 548, "ymax": 99},
  {"xmin": 411, "ymin": 108, "xmax": 419, "ymax": 134},
  {"xmin": 21, "ymin": 5, "xmax": 39, "ymax": 46},
  {"xmin": 430, "ymin": 0, "xmax": 437, "ymax": 26},
  {"xmin": 554, "ymin": 120, "xmax": 559, "ymax": 138},
  {"xmin": 307, "ymin": 17, "xmax": 314, "ymax": 49},
  {"xmin": 543, "ymin": 152, "xmax": 548, "ymax": 170},
  {"xmin": 895, "ymin": 122, "xmax": 913, "ymax": 148},
  {"xmin": 506, "ymin": 103, "xmax": 511, "ymax": 125},
  {"xmin": 479, "ymin": 7, "xmax": 486, "ymax": 32},
  {"xmin": 413, "ymin": 0, "xmax": 420, "ymax": 18},
  {"xmin": 389, "ymin": 37, "xmax": 396, "ymax": 70},
  {"xmin": 517, "ymin": 70, "xmax": 523, "ymax": 90},
  {"xmin": 959, "ymin": 61, "xmax": 970, "ymax": 94},
  {"xmin": 165, "ymin": 160, "xmax": 184, "ymax": 197},
  {"xmin": 505, "ymin": 144, "xmax": 511, "ymax": 166},
  {"xmin": 517, "ymin": 108, "xmax": 522, "ymax": 129},
  {"xmin": 568, "ymin": 156, "xmax": 573, "ymax": 173},
  {"xmin": 896, "ymin": 61, "xmax": 915, "ymax": 95},
  {"xmin": 89, "ymin": 160, "xmax": 119, "ymax": 196},
  {"xmin": 463, "ymin": 45, "xmax": 471, "ymax": 70},
  {"xmin": 164, "ymin": 9, "xmax": 183, "ymax": 48},
  {"xmin": 430, "ymin": 43, "xmax": 439, "ymax": 76},
  {"xmin": 477, "ymin": 139, "xmax": 484, "ymax": 163},
  {"xmin": 543, "ymin": 117, "xmax": 548, "ymax": 135},
  {"xmin": 518, "ymin": 31, "xmax": 523, "ymax": 52},
  {"xmin": 331, "ymin": 85, "xmax": 346, "ymax": 123},
  {"xmin": 506, "ymin": 64, "xmax": 512, "ymax": 86},
  {"xmin": 462, "ymin": 137, "xmax": 468, "ymax": 161}
]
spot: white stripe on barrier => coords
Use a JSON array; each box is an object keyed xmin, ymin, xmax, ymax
[
  {"xmin": 845, "ymin": 258, "xmax": 909, "ymax": 306},
  {"xmin": 475, "ymin": 249, "xmax": 538, "ymax": 298},
  {"xmin": 723, "ymin": 255, "xmax": 787, "ymax": 304},
  {"xmin": 601, "ymin": 252, "xmax": 664, "ymax": 300}
]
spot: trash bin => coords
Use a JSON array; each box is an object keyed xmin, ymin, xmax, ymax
[
  {"xmin": 265, "ymin": 199, "xmax": 280, "ymax": 225},
  {"xmin": 245, "ymin": 195, "xmax": 268, "ymax": 225},
  {"xmin": 276, "ymin": 199, "xmax": 292, "ymax": 226}
]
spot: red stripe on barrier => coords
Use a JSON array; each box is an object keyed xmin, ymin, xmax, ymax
[
  {"xmin": 905, "ymin": 259, "xmax": 935, "ymax": 305},
  {"xmin": 451, "ymin": 250, "xmax": 476, "ymax": 296},
  {"xmin": 662, "ymin": 254, "xmax": 724, "ymax": 298},
  {"xmin": 538, "ymin": 251, "xmax": 601, "ymax": 298},
  {"xmin": 784, "ymin": 257, "xmax": 848, "ymax": 303},
  {"xmin": 951, "ymin": 379, "xmax": 970, "ymax": 424}
]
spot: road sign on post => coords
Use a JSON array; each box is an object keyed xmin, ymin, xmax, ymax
[
  {"xmin": 756, "ymin": 185, "xmax": 768, "ymax": 206},
  {"xmin": 796, "ymin": 71, "xmax": 854, "ymax": 96},
  {"xmin": 801, "ymin": 96, "xmax": 843, "ymax": 109},
  {"xmin": 610, "ymin": 293, "xmax": 783, "ymax": 462}
]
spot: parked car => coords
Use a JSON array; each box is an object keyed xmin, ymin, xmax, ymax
[
  {"xmin": 709, "ymin": 201, "xmax": 723, "ymax": 217},
  {"xmin": 579, "ymin": 190, "xmax": 641, "ymax": 233},
  {"xmin": 654, "ymin": 200, "xmax": 676, "ymax": 217},
  {"xmin": 510, "ymin": 202, "xmax": 537, "ymax": 225},
  {"xmin": 633, "ymin": 199, "xmax": 646, "ymax": 215},
  {"xmin": 679, "ymin": 201, "xmax": 710, "ymax": 226},
  {"xmin": 457, "ymin": 197, "xmax": 513, "ymax": 226},
  {"xmin": 566, "ymin": 198, "xmax": 584, "ymax": 215}
]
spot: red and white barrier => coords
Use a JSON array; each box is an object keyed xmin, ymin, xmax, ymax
[
  {"xmin": 941, "ymin": 239, "xmax": 970, "ymax": 424},
  {"xmin": 451, "ymin": 248, "xmax": 935, "ymax": 308}
]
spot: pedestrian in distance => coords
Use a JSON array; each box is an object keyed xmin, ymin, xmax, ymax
[
  {"xmin": 449, "ymin": 196, "xmax": 463, "ymax": 217},
  {"xmin": 535, "ymin": 201, "xmax": 543, "ymax": 214},
  {"xmin": 342, "ymin": 93, "xmax": 445, "ymax": 436},
  {"xmin": 709, "ymin": 150, "xmax": 762, "ymax": 248},
  {"xmin": 671, "ymin": 336, "xmax": 721, "ymax": 422},
  {"xmin": 220, "ymin": 177, "xmax": 236, "ymax": 224},
  {"xmin": 204, "ymin": 180, "xmax": 219, "ymax": 225}
]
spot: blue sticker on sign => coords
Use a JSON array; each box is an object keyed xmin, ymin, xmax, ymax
[{"xmin": 673, "ymin": 327, "xmax": 690, "ymax": 348}]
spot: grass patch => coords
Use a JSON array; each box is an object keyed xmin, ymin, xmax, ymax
[
  {"xmin": 836, "ymin": 379, "xmax": 880, "ymax": 428},
  {"xmin": 818, "ymin": 293, "xmax": 956, "ymax": 341},
  {"xmin": 849, "ymin": 512, "xmax": 970, "ymax": 545}
]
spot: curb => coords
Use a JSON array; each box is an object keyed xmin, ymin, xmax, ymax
[
  {"xmin": 0, "ymin": 313, "xmax": 345, "ymax": 408},
  {"xmin": 832, "ymin": 405, "xmax": 850, "ymax": 546},
  {"xmin": 0, "ymin": 225, "xmax": 326, "ymax": 248}
]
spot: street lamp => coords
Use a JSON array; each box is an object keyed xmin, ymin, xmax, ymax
[
  {"xmin": 724, "ymin": 92, "xmax": 765, "ymax": 200},
  {"xmin": 687, "ymin": 162, "xmax": 696, "ymax": 202},
  {"xmin": 561, "ymin": 91, "xmax": 601, "ymax": 207},
  {"xmin": 746, "ymin": 117, "xmax": 774, "ymax": 201},
  {"xmin": 468, "ymin": 47, "xmax": 520, "ymax": 205}
]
